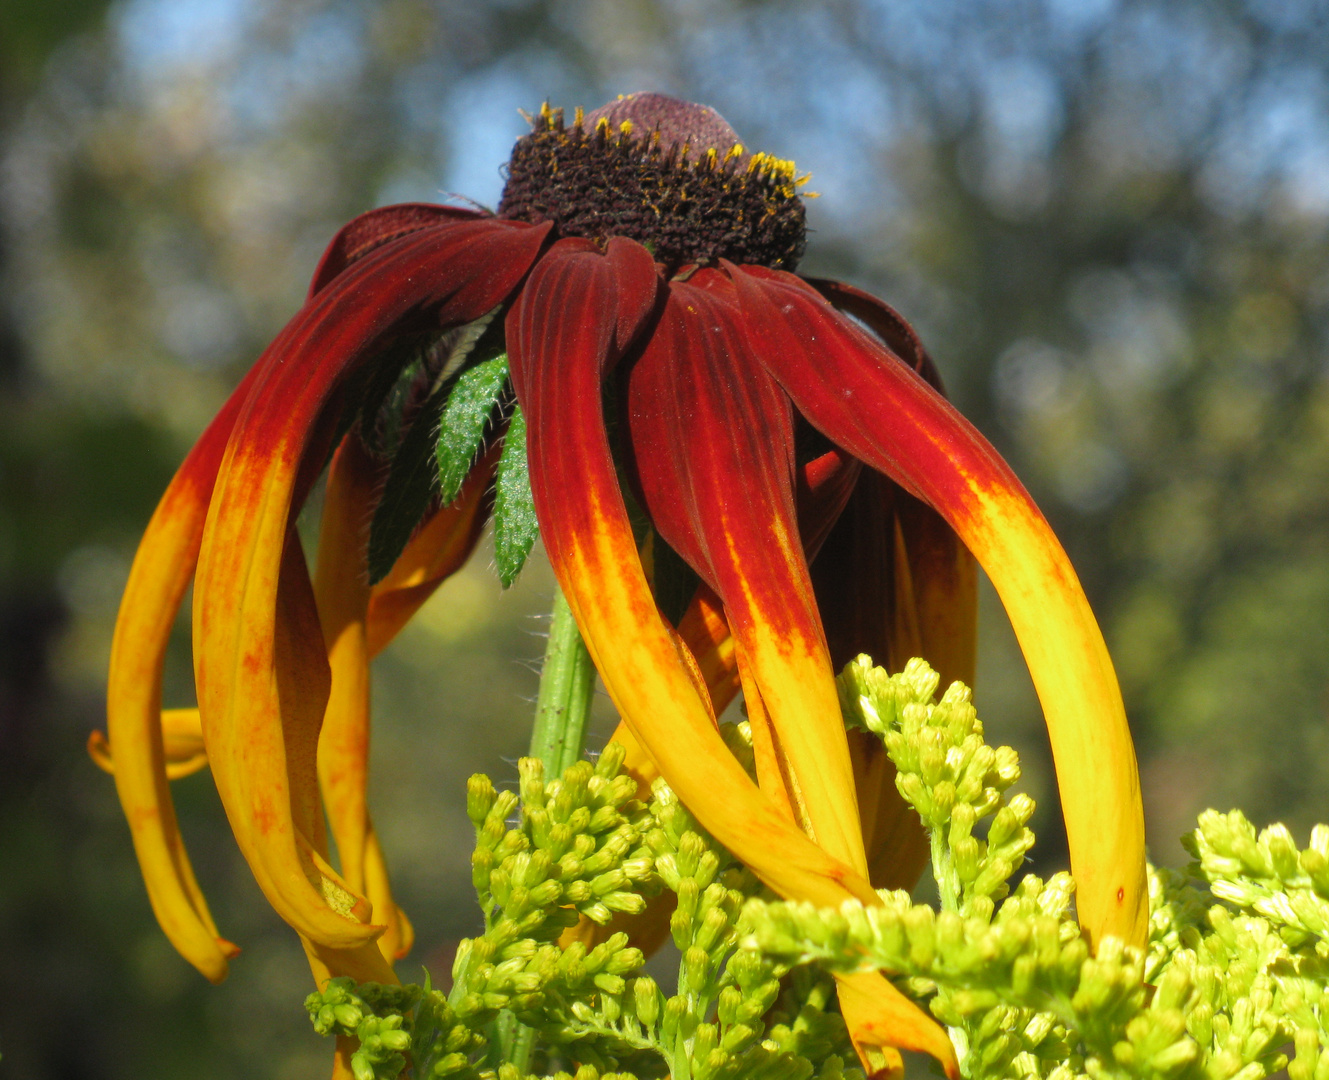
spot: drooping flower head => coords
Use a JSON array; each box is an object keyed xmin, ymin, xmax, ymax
[{"xmin": 97, "ymin": 92, "xmax": 1146, "ymax": 1077}]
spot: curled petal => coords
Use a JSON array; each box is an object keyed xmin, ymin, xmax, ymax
[
  {"xmin": 314, "ymin": 435, "xmax": 412, "ymax": 963},
  {"xmin": 674, "ymin": 582, "xmax": 740, "ymax": 716},
  {"xmin": 812, "ymin": 470, "xmax": 976, "ymax": 890},
  {"xmin": 301, "ymin": 934, "xmax": 396, "ymax": 988},
  {"xmin": 804, "ymin": 276, "xmax": 942, "ymax": 389},
  {"xmin": 105, "ymin": 366, "xmax": 264, "ymax": 982},
  {"xmin": 308, "ymin": 203, "xmax": 485, "ymax": 298},
  {"xmin": 604, "ymin": 581, "xmax": 740, "ymax": 799},
  {"xmin": 214, "ymin": 525, "xmax": 379, "ymax": 943},
  {"xmin": 89, "ymin": 708, "xmax": 208, "ymax": 781},
  {"xmin": 363, "ymin": 441, "xmax": 500, "ymax": 658},
  {"xmin": 602, "ymin": 578, "xmax": 738, "ymax": 826},
  {"xmin": 731, "ymin": 264, "xmax": 1147, "ymax": 949},
  {"xmin": 798, "ymin": 443, "xmax": 862, "ymax": 560},
  {"xmin": 364, "ymin": 827, "xmax": 414, "ymax": 960},
  {"xmin": 623, "ymin": 271, "xmax": 867, "ymax": 876},
  {"xmin": 838, "ymin": 970, "xmax": 959, "ymax": 1080},
  {"xmin": 733, "ymin": 639, "xmax": 798, "ymax": 825},
  {"xmin": 508, "ymin": 237, "xmax": 878, "ymax": 909},
  {"xmin": 196, "ymin": 218, "xmax": 549, "ymax": 946}
]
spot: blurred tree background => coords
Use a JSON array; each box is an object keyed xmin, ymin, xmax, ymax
[{"xmin": 2, "ymin": 0, "xmax": 1328, "ymax": 1075}]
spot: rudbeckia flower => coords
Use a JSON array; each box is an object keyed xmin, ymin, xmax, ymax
[{"xmin": 97, "ymin": 92, "xmax": 1146, "ymax": 1077}]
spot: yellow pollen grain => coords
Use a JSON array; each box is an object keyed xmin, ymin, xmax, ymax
[
  {"xmin": 724, "ymin": 143, "xmax": 745, "ymax": 164},
  {"xmin": 574, "ymin": 105, "xmax": 585, "ymax": 128},
  {"xmin": 619, "ymin": 119, "xmax": 634, "ymax": 137},
  {"xmin": 595, "ymin": 117, "xmax": 611, "ymax": 137}
]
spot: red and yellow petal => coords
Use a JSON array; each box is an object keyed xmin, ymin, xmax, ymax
[
  {"xmin": 363, "ymin": 440, "xmax": 499, "ymax": 658},
  {"xmin": 731, "ymin": 264, "xmax": 1147, "ymax": 950},
  {"xmin": 103, "ymin": 364, "xmax": 265, "ymax": 982},
  {"xmin": 195, "ymin": 218, "xmax": 550, "ymax": 946},
  {"xmin": 803, "ymin": 276, "xmax": 943, "ymax": 389},
  {"xmin": 313, "ymin": 434, "xmax": 416, "ymax": 964},
  {"xmin": 811, "ymin": 469, "xmax": 976, "ymax": 891},
  {"xmin": 622, "ymin": 270, "xmax": 868, "ymax": 878},
  {"xmin": 507, "ymin": 237, "xmax": 879, "ymax": 910}
]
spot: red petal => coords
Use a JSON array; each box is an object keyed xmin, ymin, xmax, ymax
[
  {"xmin": 803, "ymin": 276, "xmax": 944, "ymax": 391},
  {"xmin": 622, "ymin": 268, "xmax": 868, "ymax": 878},
  {"xmin": 731, "ymin": 263, "xmax": 1147, "ymax": 950},
  {"xmin": 797, "ymin": 287, "xmax": 975, "ymax": 890},
  {"xmin": 307, "ymin": 203, "xmax": 486, "ymax": 298},
  {"xmin": 507, "ymin": 238, "xmax": 878, "ymax": 908},
  {"xmin": 797, "ymin": 441, "xmax": 862, "ymax": 561},
  {"xmin": 195, "ymin": 218, "xmax": 549, "ymax": 946}
]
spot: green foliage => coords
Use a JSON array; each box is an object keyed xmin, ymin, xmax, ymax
[
  {"xmin": 838, "ymin": 656, "xmax": 1030, "ymax": 917},
  {"xmin": 493, "ymin": 406, "xmax": 539, "ymax": 588},
  {"xmin": 437, "ymin": 353, "xmax": 511, "ymax": 504},
  {"xmin": 308, "ymin": 738, "xmax": 860, "ymax": 1080},
  {"xmin": 752, "ymin": 656, "xmax": 1329, "ymax": 1080},
  {"xmin": 309, "ymin": 656, "xmax": 1329, "ymax": 1080},
  {"xmin": 366, "ymin": 317, "xmax": 509, "ymax": 583}
]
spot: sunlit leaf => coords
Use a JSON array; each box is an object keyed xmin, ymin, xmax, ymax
[
  {"xmin": 436, "ymin": 353, "xmax": 509, "ymax": 505},
  {"xmin": 493, "ymin": 406, "xmax": 538, "ymax": 588}
]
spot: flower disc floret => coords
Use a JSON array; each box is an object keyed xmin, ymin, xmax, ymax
[{"xmin": 498, "ymin": 95, "xmax": 808, "ymax": 271}]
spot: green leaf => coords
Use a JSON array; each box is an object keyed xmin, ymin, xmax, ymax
[
  {"xmin": 436, "ymin": 353, "xmax": 509, "ymax": 504},
  {"xmin": 364, "ymin": 317, "xmax": 508, "ymax": 585},
  {"xmin": 493, "ymin": 406, "xmax": 538, "ymax": 588}
]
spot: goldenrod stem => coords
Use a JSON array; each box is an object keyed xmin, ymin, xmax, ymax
[
  {"xmin": 529, "ymin": 585, "xmax": 596, "ymax": 776},
  {"xmin": 494, "ymin": 1009, "xmax": 536, "ymax": 1073}
]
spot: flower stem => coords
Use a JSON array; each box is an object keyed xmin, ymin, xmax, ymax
[{"xmin": 529, "ymin": 585, "xmax": 596, "ymax": 776}]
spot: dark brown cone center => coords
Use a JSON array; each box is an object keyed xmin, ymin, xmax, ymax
[{"xmin": 497, "ymin": 93, "xmax": 807, "ymax": 271}]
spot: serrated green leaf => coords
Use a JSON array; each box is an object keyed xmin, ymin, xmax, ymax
[
  {"xmin": 364, "ymin": 316, "xmax": 508, "ymax": 585},
  {"xmin": 437, "ymin": 353, "xmax": 510, "ymax": 504},
  {"xmin": 493, "ymin": 406, "xmax": 538, "ymax": 588}
]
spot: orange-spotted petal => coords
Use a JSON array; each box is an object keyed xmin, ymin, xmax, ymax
[
  {"xmin": 313, "ymin": 433, "xmax": 414, "ymax": 964},
  {"xmin": 731, "ymin": 264, "xmax": 1147, "ymax": 950},
  {"xmin": 363, "ymin": 440, "xmax": 499, "ymax": 658},
  {"xmin": 622, "ymin": 269, "xmax": 867, "ymax": 876},
  {"xmin": 196, "ymin": 218, "xmax": 549, "ymax": 946},
  {"xmin": 838, "ymin": 970, "xmax": 959, "ymax": 1080},
  {"xmin": 104, "ymin": 364, "xmax": 264, "ymax": 982}
]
